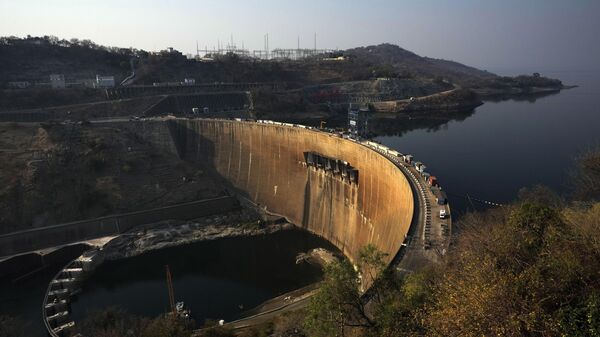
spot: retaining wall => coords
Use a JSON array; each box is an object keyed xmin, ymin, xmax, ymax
[{"xmin": 0, "ymin": 244, "xmax": 90, "ymax": 281}]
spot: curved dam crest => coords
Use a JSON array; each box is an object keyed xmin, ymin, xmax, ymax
[{"xmin": 166, "ymin": 119, "xmax": 414, "ymax": 266}]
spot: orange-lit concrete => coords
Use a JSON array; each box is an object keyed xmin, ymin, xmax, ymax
[{"xmin": 168, "ymin": 119, "xmax": 414, "ymax": 267}]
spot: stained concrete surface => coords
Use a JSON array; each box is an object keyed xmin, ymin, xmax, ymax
[{"xmin": 168, "ymin": 119, "xmax": 414, "ymax": 273}]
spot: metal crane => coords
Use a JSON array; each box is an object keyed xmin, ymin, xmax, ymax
[{"xmin": 165, "ymin": 265, "xmax": 175, "ymax": 315}]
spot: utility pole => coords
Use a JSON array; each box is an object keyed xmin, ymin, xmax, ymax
[{"xmin": 264, "ymin": 34, "xmax": 267, "ymax": 59}]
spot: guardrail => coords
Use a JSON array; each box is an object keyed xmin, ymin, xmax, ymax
[{"xmin": 366, "ymin": 147, "xmax": 429, "ymax": 246}]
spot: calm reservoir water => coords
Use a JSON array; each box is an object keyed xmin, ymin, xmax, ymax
[{"xmin": 375, "ymin": 70, "xmax": 600, "ymax": 214}]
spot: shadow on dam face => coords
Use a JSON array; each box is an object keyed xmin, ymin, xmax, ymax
[{"xmin": 166, "ymin": 119, "xmax": 414, "ymax": 283}]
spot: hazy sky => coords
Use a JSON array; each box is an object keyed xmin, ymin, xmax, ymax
[{"xmin": 1, "ymin": 0, "xmax": 599, "ymax": 73}]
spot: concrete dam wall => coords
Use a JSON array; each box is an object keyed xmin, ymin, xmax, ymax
[{"xmin": 167, "ymin": 119, "xmax": 414, "ymax": 266}]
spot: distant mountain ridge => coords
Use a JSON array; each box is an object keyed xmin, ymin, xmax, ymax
[{"xmin": 344, "ymin": 43, "xmax": 496, "ymax": 84}]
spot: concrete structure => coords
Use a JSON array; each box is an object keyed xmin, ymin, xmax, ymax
[
  {"xmin": 167, "ymin": 119, "xmax": 415, "ymax": 270},
  {"xmin": 50, "ymin": 74, "xmax": 66, "ymax": 89},
  {"xmin": 95, "ymin": 75, "xmax": 115, "ymax": 88},
  {"xmin": 0, "ymin": 243, "xmax": 89, "ymax": 281},
  {"xmin": 348, "ymin": 104, "xmax": 369, "ymax": 137},
  {"xmin": 43, "ymin": 249, "xmax": 105, "ymax": 337}
]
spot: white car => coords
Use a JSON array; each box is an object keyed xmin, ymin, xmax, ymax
[{"xmin": 439, "ymin": 209, "xmax": 447, "ymax": 219}]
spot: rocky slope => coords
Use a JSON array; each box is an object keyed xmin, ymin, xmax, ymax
[{"xmin": 0, "ymin": 122, "xmax": 224, "ymax": 233}]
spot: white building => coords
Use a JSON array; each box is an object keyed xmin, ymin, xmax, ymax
[
  {"xmin": 95, "ymin": 75, "xmax": 115, "ymax": 88},
  {"xmin": 183, "ymin": 78, "xmax": 196, "ymax": 85},
  {"xmin": 50, "ymin": 74, "xmax": 66, "ymax": 89}
]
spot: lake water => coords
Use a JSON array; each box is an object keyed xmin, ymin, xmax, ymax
[{"xmin": 375, "ymin": 70, "xmax": 600, "ymax": 214}]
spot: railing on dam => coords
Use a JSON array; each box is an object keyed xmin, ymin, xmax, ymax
[{"xmin": 0, "ymin": 196, "xmax": 240, "ymax": 258}]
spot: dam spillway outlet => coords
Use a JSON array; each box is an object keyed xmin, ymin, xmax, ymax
[{"xmin": 304, "ymin": 151, "xmax": 359, "ymax": 184}]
